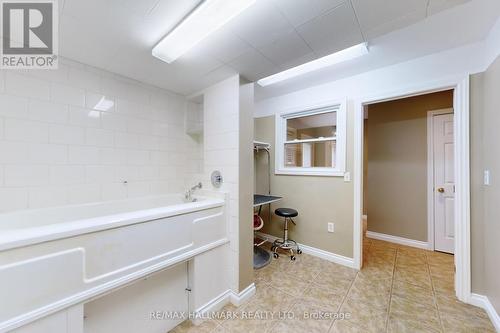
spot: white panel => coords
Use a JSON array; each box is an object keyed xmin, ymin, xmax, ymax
[
  {"xmin": 83, "ymin": 264, "xmax": 188, "ymax": 333},
  {"xmin": 444, "ymin": 120, "xmax": 454, "ymax": 135},
  {"xmin": 0, "ymin": 249, "xmax": 85, "ymax": 322},
  {"xmin": 257, "ymin": 30, "xmax": 313, "ymax": 66},
  {"xmin": 83, "ymin": 213, "xmax": 194, "ymax": 279},
  {"xmin": 228, "ymin": 49, "xmax": 276, "ymax": 81},
  {"xmin": 444, "ymin": 142, "xmax": 454, "ymax": 183},
  {"xmin": 427, "ymin": 0, "xmax": 470, "ymax": 16},
  {"xmin": 12, "ymin": 310, "xmax": 67, "ymax": 333},
  {"xmin": 196, "ymin": 31, "xmax": 252, "ymax": 63},
  {"xmin": 272, "ymin": 0, "xmax": 345, "ymax": 27},
  {"xmin": 228, "ymin": 0, "xmax": 293, "ymax": 48},
  {"xmin": 191, "ymin": 246, "xmax": 229, "ymax": 310},
  {"xmin": 351, "ymin": 0, "xmax": 427, "ymax": 37},
  {"xmin": 296, "ymin": 2, "xmax": 364, "ymax": 56},
  {"xmin": 445, "ymin": 197, "xmax": 454, "ymax": 238}
]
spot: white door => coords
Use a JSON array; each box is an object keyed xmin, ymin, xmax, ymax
[{"xmin": 433, "ymin": 112, "xmax": 455, "ymax": 254}]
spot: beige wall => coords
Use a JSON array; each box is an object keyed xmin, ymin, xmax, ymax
[
  {"xmin": 470, "ymin": 73, "xmax": 485, "ymax": 294},
  {"xmin": 470, "ymin": 55, "xmax": 500, "ymax": 313},
  {"xmin": 365, "ymin": 91, "xmax": 453, "ymax": 241},
  {"xmin": 254, "ymin": 115, "xmax": 354, "ymax": 258}
]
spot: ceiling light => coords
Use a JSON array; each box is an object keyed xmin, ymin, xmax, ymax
[
  {"xmin": 257, "ymin": 43, "xmax": 369, "ymax": 87},
  {"xmin": 152, "ymin": 0, "xmax": 255, "ymax": 63}
]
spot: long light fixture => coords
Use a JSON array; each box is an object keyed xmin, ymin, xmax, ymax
[
  {"xmin": 257, "ymin": 42, "xmax": 369, "ymax": 87},
  {"xmin": 152, "ymin": 0, "xmax": 255, "ymax": 63}
]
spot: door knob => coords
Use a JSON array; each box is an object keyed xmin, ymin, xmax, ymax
[{"xmin": 437, "ymin": 187, "xmax": 445, "ymax": 193}]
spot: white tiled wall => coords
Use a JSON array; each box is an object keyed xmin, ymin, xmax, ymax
[
  {"xmin": 0, "ymin": 58, "xmax": 203, "ymax": 213},
  {"xmin": 202, "ymin": 75, "xmax": 240, "ymax": 292}
]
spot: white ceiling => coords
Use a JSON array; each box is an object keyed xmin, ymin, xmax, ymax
[{"xmin": 48, "ymin": 0, "xmax": 499, "ymax": 97}]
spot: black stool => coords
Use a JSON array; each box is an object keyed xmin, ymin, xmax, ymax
[{"xmin": 271, "ymin": 208, "xmax": 302, "ymax": 260}]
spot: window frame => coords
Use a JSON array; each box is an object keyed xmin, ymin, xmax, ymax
[{"xmin": 275, "ymin": 99, "xmax": 347, "ymax": 176}]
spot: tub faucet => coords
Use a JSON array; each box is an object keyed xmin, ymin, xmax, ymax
[{"xmin": 185, "ymin": 182, "xmax": 202, "ymax": 202}]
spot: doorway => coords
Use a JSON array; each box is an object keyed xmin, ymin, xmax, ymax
[
  {"xmin": 353, "ymin": 76, "xmax": 471, "ymax": 303},
  {"xmin": 362, "ymin": 91, "xmax": 454, "ymax": 253}
]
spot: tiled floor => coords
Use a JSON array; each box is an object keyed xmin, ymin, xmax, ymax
[{"xmin": 170, "ymin": 238, "xmax": 495, "ymax": 333}]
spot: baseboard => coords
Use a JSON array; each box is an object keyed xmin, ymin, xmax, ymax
[
  {"xmin": 230, "ymin": 283, "xmax": 256, "ymax": 307},
  {"xmin": 366, "ymin": 231, "xmax": 429, "ymax": 250},
  {"xmin": 192, "ymin": 290, "xmax": 231, "ymax": 325},
  {"xmin": 192, "ymin": 283, "xmax": 256, "ymax": 325},
  {"xmin": 255, "ymin": 232, "xmax": 356, "ymax": 269},
  {"xmin": 469, "ymin": 293, "xmax": 500, "ymax": 332}
]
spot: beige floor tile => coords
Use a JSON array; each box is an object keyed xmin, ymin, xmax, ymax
[
  {"xmin": 329, "ymin": 319, "xmax": 376, "ymax": 333},
  {"xmin": 427, "ymin": 251, "xmax": 454, "ymax": 264},
  {"xmin": 213, "ymin": 303, "xmax": 241, "ymax": 323},
  {"xmin": 396, "ymin": 253, "xmax": 427, "ymax": 266},
  {"xmin": 365, "ymin": 254, "xmax": 396, "ymax": 266},
  {"xmin": 299, "ymin": 285, "xmax": 345, "ymax": 312},
  {"xmin": 212, "ymin": 325, "xmax": 228, "ymax": 333},
  {"xmin": 346, "ymin": 289, "xmax": 390, "ymax": 311},
  {"xmin": 369, "ymin": 248, "xmax": 397, "ymax": 259},
  {"xmin": 432, "ymin": 276, "xmax": 455, "ymax": 295},
  {"xmin": 340, "ymin": 297, "xmax": 388, "ymax": 332},
  {"xmin": 394, "ymin": 266, "xmax": 432, "ymax": 289},
  {"xmin": 220, "ymin": 317, "xmax": 276, "ymax": 333},
  {"xmin": 267, "ymin": 271, "xmax": 310, "ymax": 297},
  {"xmin": 352, "ymin": 275, "xmax": 393, "ymax": 293},
  {"xmin": 440, "ymin": 311, "xmax": 496, "ymax": 332},
  {"xmin": 254, "ymin": 265, "xmax": 277, "ymax": 285},
  {"xmin": 271, "ymin": 300, "xmax": 337, "ymax": 332},
  {"xmin": 435, "ymin": 294, "xmax": 490, "ymax": 320},
  {"xmin": 244, "ymin": 285, "xmax": 296, "ymax": 316},
  {"xmin": 280, "ymin": 262, "xmax": 322, "ymax": 282},
  {"xmin": 321, "ymin": 261, "xmax": 358, "ymax": 280},
  {"xmin": 270, "ymin": 316, "xmax": 332, "ymax": 333},
  {"xmin": 389, "ymin": 294, "xmax": 441, "ymax": 330},
  {"xmin": 168, "ymin": 319, "xmax": 220, "ymax": 333},
  {"xmin": 347, "ymin": 278, "xmax": 391, "ymax": 311},
  {"xmin": 170, "ymin": 241, "xmax": 495, "ymax": 333},
  {"xmin": 429, "ymin": 264, "xmax": 455, "ymax": 276},
  {"xmin": 314, "ymin": 273, "xmax": 354, "ymax": 295},
  {"xmin": 357, "ymin": 264, "xmax": 394, "ymax": 280},
  {"xmin": 391, "ymin": 280, "xmax": 436, "ymax": 307},
  {"xmin": 387, "ymin": 314, "xmax": 442, "ymax": 333}
]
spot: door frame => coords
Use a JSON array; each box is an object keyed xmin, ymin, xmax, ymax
[
  {"xmin": 353, "ymin": 75, "xmax": 471, "ymax": 303},
  {"xmin": 427, "ymin": 108, "xmax": 454, "ymax": 252}
]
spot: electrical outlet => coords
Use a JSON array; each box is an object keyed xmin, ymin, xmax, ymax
[{"xmin": 328, "ymin": 223, "xmax": 335, "ymax": 233}]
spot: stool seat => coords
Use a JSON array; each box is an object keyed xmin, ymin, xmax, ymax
[{"xmin": 275, "ymin": 208, "xmax": 298, "ymax": 218}]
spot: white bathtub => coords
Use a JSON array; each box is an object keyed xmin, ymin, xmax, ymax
[
  {"xmin": 0, "ymin": 194, "xmax": 228, "ymax": 332},
  {"xmin": 0, "ymin": 194, "xmax": 224, "ymax": 251}
]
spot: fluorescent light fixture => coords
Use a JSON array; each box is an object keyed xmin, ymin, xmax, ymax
[
  {"xmin": 257, "ymin": 43, "xmax": 369, "ymax": 87},
  {"xmin": 152, "ymin": 0, "xmax": 255, "ymax": 63}
]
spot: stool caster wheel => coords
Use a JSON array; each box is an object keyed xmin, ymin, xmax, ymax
[
  {"xmin": 290, "ymin": 255, "xmax": 296, "ymax": 261},
  {"xmin": 297, "ymin": 249, "xmax": 302, "ymax": 254},
  {"xmin": 271, "ymin": 245, "xmax": 276, "ymax": 251},
  {"xmin": 273, "ymin": 253, "xmax": 279, "ymax": 259}
]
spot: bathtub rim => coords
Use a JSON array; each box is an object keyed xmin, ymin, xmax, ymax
[{"xmin": 0, "ymin": 196, "xmax": 225, "ymax": 252}]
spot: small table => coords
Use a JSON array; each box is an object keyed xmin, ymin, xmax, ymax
[
  {"xmin": 253, "ymin": 194, "xmax": 282, "ymax": 208},
  {"xmin": 253, "ymin": 194, "xmax": 282, "ymax": 269}
]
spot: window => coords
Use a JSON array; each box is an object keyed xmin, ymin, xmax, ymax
[{"xmin": 275, "ymin": 101, "xmax": 346, "ymax": 176}]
